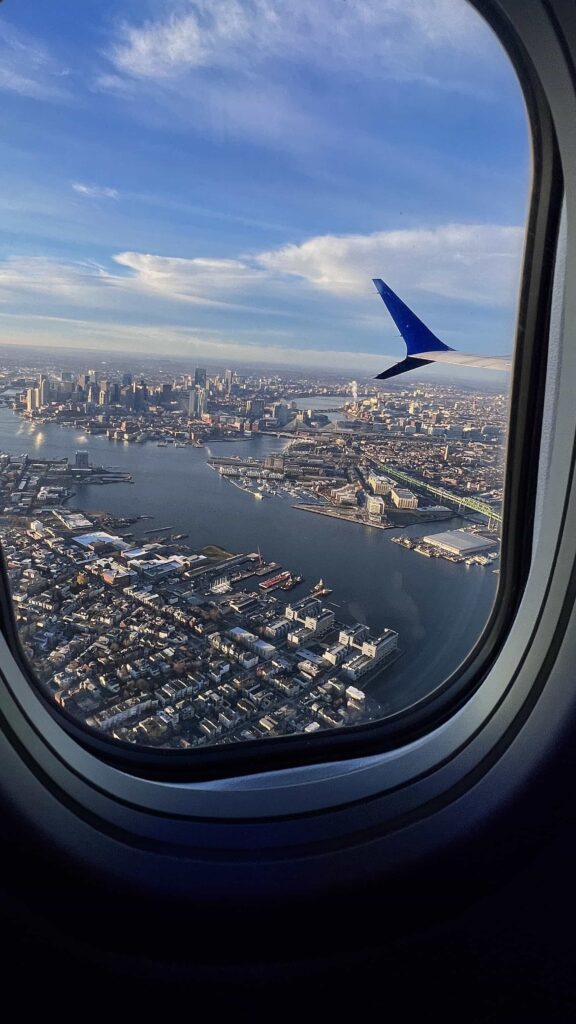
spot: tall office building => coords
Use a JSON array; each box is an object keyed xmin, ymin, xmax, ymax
[
  {"xmin": 194, "ymin": 368, "xmax": 207, "ymax": 389},
  {"xmin": 247, "ymin": 398, "xmax": 265, "ymax": 422},
  {"xmin": 75, "ymin": 451, "xmax": 89, "ymax": 469},
  {"xmin": 25, "ymin": 388, "xmax": 38, "ymax": 413},
  {"xmin": 189, "ymin": 386, "xmax": 206, "ymax": 418},
  {"xmin": 271, "ymin": 402, "xmax": 289, "ymax": 426},
  {"xmin": 225, "ymin": 369, "xmax": 234, "ymax": 394},
  {"xmin": 132, "ymin": 382, "xmax": 148, "ymax": 412},
  {"xmin": 38, "ymin": 375, "xmax": 49, "ymax": 407}
]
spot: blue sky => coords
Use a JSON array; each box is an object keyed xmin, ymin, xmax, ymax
[{"xmin": 0, "ymin": 0, "xmax": 530, "ymax": 372}]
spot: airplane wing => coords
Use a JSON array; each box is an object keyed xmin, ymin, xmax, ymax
[{"xmin": 372, "ymin": 278, "xmax": 511, "ymax": 380}]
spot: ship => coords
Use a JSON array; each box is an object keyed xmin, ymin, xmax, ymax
[
  {"xmin": 259, "ymin": 571, "xmax": 292, "ymax": 591},
  {"xmin": 280, "ymin": 574, "xmax": 304, "ymax": 591},
  {"xmin": 310, "ymin": 578, "xmax": 333, "ymax": 597}
]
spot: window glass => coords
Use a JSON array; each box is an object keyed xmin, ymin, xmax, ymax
[{"xmin": 0, "ymin": 1, "xmax": 530, "ymax": 750}]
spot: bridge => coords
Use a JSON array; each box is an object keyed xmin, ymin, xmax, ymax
[{"xmin": 378, "ymin": 464, "xmax": 502, "ymax": 528}]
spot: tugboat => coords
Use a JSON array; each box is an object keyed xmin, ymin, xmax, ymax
[
  {"xmin": 310, "ymin": 578, "xmax": 332, "ymax": 598},
  {"xmin": 280, "ymin": 574, "xmax": 304, "ymax": 591}
]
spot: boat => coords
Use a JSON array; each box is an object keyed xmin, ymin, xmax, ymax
[
  {"xmin": 310, "ymin": 578, "xmax": 333, "ymax": 597},
  {"xmin": 259, "ymin": 571, "xmax": 292, "ymax": 591},
  {"xmin": 156, "ymin": 442, "xmax": 168, "ymax": 448},
  {"xmin": 280, "ymin": 574, "xmax": 304, "ymax": 591}
]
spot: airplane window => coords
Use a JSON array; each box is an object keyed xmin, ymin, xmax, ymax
[{"xmin": 0, "ymin": 0, "xmax": 532, "ymax": 762}]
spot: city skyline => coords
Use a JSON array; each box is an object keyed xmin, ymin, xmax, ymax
[
  {"xmin": 0, "ymin": 1, "xmax": 529, "ymax": 373},
  {"xmin": 0, "ymin": 352, "xmax": 504, "ymax": 747}
]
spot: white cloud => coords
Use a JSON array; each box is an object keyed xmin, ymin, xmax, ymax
[
  {"xmin": 0, "ymin": 257, "xmax": 113, "ymax": 304},
  {"xmin": 0, "ymin": 21, "xmax": 70, "ymax": 100},
  {"xmin": 0, "ymin": 226, "xmax": 522, "ymax": 317},
  {"xmin": 257, "ymin": 224, "xmax": 525, "ymax": 306},
  {"xmin": 99, "ymin": 1, "xmax": 512, "ymax": 153},
  {"xmin": 112, "ymin": 251, "xmax": 268, "ymax": 304},
  {"xmin": 109, "ymin": 0, "xmax": 485, "ymax": 85},
  {"xmin": 0, "ymin": 220, "xmax": 520, "ymax": 372},
  {"xmin": 0, "ymin": 253, "xmax": 266, "ymax": 312},
  {"xmin": 100, "ymin": 1, "xmax": 507, "ymax": 154},
  {"xmin": 72, "ymin": 182, "xmax": 119, "ymax": 200}
]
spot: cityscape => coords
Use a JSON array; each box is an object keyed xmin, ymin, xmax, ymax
[{"xmin": 0, "ymin": 351, "xmax": 506, "ymax": 749}]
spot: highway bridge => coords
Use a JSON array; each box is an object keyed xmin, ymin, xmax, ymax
[{"xmin": 378, "ymin": 464, "xmax": 503, "ymax": 528}]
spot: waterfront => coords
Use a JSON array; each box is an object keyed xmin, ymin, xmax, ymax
[{"xmin": 0, "ymin": 407, "xmax": 497, "ymax": 714}]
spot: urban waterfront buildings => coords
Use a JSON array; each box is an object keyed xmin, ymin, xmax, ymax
[
  {"xmin": 3, "ymin": 508, "xmax": 399, "ymax": 748},
  {"xmin": 0, "ymin": 354, "xmax": 505, "ymax": 749}
]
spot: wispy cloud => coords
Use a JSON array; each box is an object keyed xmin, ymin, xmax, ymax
[
  {"xmin": 72, "ymin": 182, "xmax": 119, "ymax": 200},
  {"xmin": 0, "ymin": 21, "xmax": 70, "ymax": 100},
  {"xmin": 0, "ymin": 253, "xmax": 268, "ymax": 314},
  {"xmin": 0, "ymin": 223, "xmax": 524, "ymax": 319},
  {"xmin": 99, "ymin": 1, "xmax": 503, "ymax": 150},
  {"xmin": 108, "ymin": 0, "xmax": 486, "ymax": 86},
  {"xmin": 112, "ymin": 251, "xmax": 268, "ymax": 304}
]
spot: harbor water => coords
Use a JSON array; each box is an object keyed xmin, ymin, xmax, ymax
[{"xmin": 0, "ymin": 407, "xmax": 497, "ymax": 714}]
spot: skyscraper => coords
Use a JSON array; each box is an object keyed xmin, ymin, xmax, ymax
[
  {"xmin": 38, "ymin": 375, "xmax": 49, "ymax": 407},
  {"xmin": 247, "ymin": 398, "xmax": 265, "ymax": 422},
  {"xmin": 194, "ymin": 368, "xmax": 207, "ymax": 389},
  {"xmin": 25, "ymin": 388, "xmax": 37, "ymax": 413},
  {"xmin": 189, "ymin": 386, "xmax": 206, "ymax": 418}
]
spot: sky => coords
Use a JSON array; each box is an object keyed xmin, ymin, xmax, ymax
[{"xmin": 0, "ymin": 0, "xmax": 531, "ymax": 374}]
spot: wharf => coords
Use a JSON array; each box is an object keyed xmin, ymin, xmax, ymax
[
  {"xmin": 293, "ymin": 504, "xmax": 392, "ymax": 530},
  {"xmin": 254, "ymin": 561, "xmax": 280, "ymax": 576}
]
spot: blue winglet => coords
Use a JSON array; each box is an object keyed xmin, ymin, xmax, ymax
[{"xmin": 373, "ymin": 279, "xmax": 453, "ymax": 355}]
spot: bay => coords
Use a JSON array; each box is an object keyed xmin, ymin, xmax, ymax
[{"xmin": 0, "ymin": 407, "xmax": 497, "ymax": 714}]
